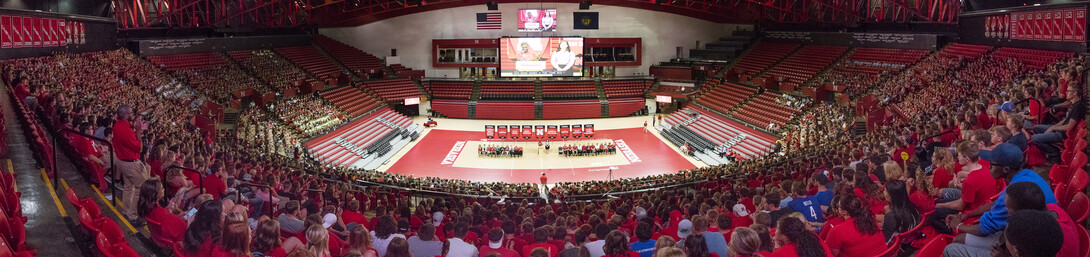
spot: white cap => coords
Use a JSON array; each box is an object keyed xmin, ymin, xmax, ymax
[
  {"xmin": 733, "ymin": 204, "xmax": 750, "ymax": 217},
  {"xmin": 322, "ymin": 213, "xmax": 337, "ymax": 229},
  {"xmin": 433, "ymin": 212, "xmax": 445, "ymax": 227}
]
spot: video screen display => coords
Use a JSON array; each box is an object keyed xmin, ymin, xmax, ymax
[
  {"xmin": 500, "ymin": 37, "xmax": 583, "ymax": 77},
  {"xmin": 518, "ymin": 9, "xmax": 557, "ymax": 32}
]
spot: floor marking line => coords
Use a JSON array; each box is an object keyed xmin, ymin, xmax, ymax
[
  {"xmin": 39, "ymin": 168, "xmax": 67, "ymax": 217},
  {"xmin": 91, "ymin": 185, "xmax": 138, "ymax": 233}
]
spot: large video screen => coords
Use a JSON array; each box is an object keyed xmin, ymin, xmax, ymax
[
  {"xmin": 518, "ymin": 9, "xmax": 557, "ymax": 32},
  {"xmin": 500, "ymin": 37, "xmax": 583, "ymax": 77}
]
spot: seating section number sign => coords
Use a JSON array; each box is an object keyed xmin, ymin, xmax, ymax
[{"xmin": 0, "ymin": 15, "xmax": 86, "ymax": 49}]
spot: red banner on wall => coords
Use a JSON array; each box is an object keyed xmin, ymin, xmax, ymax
[
  {"xmin": 57, "ymin": 19, "xmax": 65, "ymax": 46},
  {"xmin": 0, "ymin": 16, "xmax": 9, "ymax": 48},
  {"xmin": 1077, "ymin": 10, "xmax": 1086, "ymax": 41},
  {"xmin": 1053, "ymin": 10, "xmax": 1064, "ymax": 41},
  {"xmin": 31, "ymin": 17, "xmax": 41, "ymax": 47},
  {"xmin": 509, "ymin": 125, "xmax": 521, "ymax": 138}
]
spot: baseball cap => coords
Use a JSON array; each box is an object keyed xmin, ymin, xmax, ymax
[
  {"xmin": 322, "ymin": 213, "xmax": 337, "ymax": 229},
  {"xmin": 733, "ymin": 204, "xmax": 750, "ymax": 217},
  {"xmin": 634, "ymin": 207, "xmax": 648, "ymax": 220},
  {"xmin": 677, "ymin": 219, "xmax": 693, "ymax": 239},
  {"xmin": 433, "ymin": 212, "xmax": 445, "ymax": 226},
  {"xmin": 1000, "ymin": 101, "xmax": 1015, "ymax": 113},
  {"xmin": 989, "ymin": 143, "xmax": 1024, "ymax": 169},
  {"xmin": 669, "ymin": 210, "xmax": 682, "ymax": 223},
  {"xmin": 398, "ymin": 219, "xmax": 410, "ymax": 233}
]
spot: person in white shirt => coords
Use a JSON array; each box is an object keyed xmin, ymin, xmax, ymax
[
  {"xmin": 371, "ymin": 216, "xmax": 407, "ymax": 257},
  {"xmin": 446, "ymin": 222, "xmax": 479, "ymax": 257}
]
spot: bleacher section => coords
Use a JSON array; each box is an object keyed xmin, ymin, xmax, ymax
[
  {"xmin": 425, "ymin": 81, "xmax": 474, "ymax": 100},
  {"xmin": 432, "ymin": 100, "xmax": 470, "ymax": 118},
  {"xmin": 303, "ymin": 108, "xmax": 420, "ymax": 169},
  {"xmin": 991, "ymin": 47, "xmax": 1074, "ymax": 70},
  {"xmin": 542, "ymin": 100, "xmax": 601, "ymax": 119},
  {"xmin": 476, "ymin": 101, "xmax": 535, "ymax": 119},
  {"xmin": 607, "ymin": 98, "xmax": 645, "ymax": 117},
  {"xmin": 359, "ymin": 78, "xmax": 423, "ymax": 103},
  {"xmin": 732, "ymin": 90, "xmax": 802, "ymax": 128},
  {"xmin": 228, "ymin": 50, "xmax": 315, "ymax": 91},
  {"xmin": 542, "ymin": 81, "xmax": 598, "ymax": 99},
  {"xmin": 939, "ymin": 43, "xmax": 991, "ymax": 60},
  {"xmin": 146, "ymin": 52, "xmax": 228, "ymax": 71},
  {"xmin": 480, "ymin": 82, "xmax": 534, "ymax": 100},
  {"xmin": 390, "ymin": 64, "xmax": 425, "ymax": 79},
  {"xmin": 319, "ymin": 86, "xmax": 383, "ymax": 118},
  {"xmin": 809, "ymin": 47, "xmax": 929, "ymax": 93},
  {"xmin": 693, "ymin": 81, "xmax": 758, "ymax": 115},
  {"xmin": 602, "ymin": 80, "xmax": 650, "ymax": 98},
  {"xmin": 275, "ymin": 46, "xmax": 345, "ymax": 80},
  {"xmin": 315, "ymin": 35, "xmax": 386, "ymax": 76},
  {"xmin": 146, "ymin": 53, "xmax": 268, "ymax": 97},
  {"xmin": 757, "ymin": 45, "xmax": 847, "ymax": 89},
  {"xmin": 731, "ymin": 42, "xmax": 800, "ymax": 80},
  {"xmin": 659, "ymin": 107, "xmax": 777, "ymax": 163}
]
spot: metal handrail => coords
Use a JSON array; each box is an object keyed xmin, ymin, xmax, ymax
[
  {"xmin": 240, "ymin": 182, "xmax": 275, "ymax": 217},
  {"xmin": 59, "ymin": 128, "xmax": 116, "ymax": 205}
]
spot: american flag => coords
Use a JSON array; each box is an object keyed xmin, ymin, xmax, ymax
[{"xmin": 476, "ymin": 12, "xmax": 501, "ymax": 30}]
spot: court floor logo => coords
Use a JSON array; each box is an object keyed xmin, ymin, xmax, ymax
[
  {"xmin": 441, "ymin": 141, "xmax": 467, "ymax": 165},
  {"xmin": 613, "ymin": 139, "xmax": 641, "ymax": 163}
]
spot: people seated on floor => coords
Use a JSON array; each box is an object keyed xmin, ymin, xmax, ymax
[{"xmin": 479, "ymin": 144, "xmax": 524, "ymax": 157}]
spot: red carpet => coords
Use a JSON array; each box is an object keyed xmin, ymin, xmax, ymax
[{"xmin": 386, "ymin": 128, "xmax": 696, "ymax": 183}]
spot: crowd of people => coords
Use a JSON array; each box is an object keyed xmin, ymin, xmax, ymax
[
  {"xmin": 479, "ymin": 144, "xmax": 525, "ymax": 158},
  {"xmin": 1, "ymin": 43, "xmax": 1086, "ymax": 257},
  {"xmin": 559, "ymin": 143, "xmax": 617, "ymax": 157},
  {"xmin": 268, "ymin": 96, "xmax": 347, "ymax": 137},
  {"xmin": 172, "ymin": 62, "xmax": 271, "ymax": 102},
  {"xmin": 238, "ymin": 107, "xmax": 304, "ymax": 158},
  {"xmin": 234, "ymin": 50, "xmax": 315, "ymax": 92}
]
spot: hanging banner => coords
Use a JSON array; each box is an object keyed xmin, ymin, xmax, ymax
[
  {"xmin": 546, "ymin": 125, "xmax": 558, "ymax": 139},
  {"xmin": 1076, "ymin": 9, "xmax": 1086, "ymax": 41},
  {"xmin": 559, "ymin": 125, "xmax": 570, "ymax": 138},
  {"xmin": 485, "ymin": 125, "xmax": 495, "ymax": 138},
  {"xmin": 57, "ymin": 19, "xmax": 65, "ymax": 46},
  {"xmin": 521, "ymin": 125, "xmax": 532, "ymax": 139},
  {"xmin": 535, "ymin": 125, "xmax": 546, "ymax": 139},
  {"xmin": 0, "ymin": 16, "xmax": 9, "ymax": 48},
  {"xmin": 509, "ymin": 125, "xmax": 521, "ymax": 139},
  {"xmin": 571, "ymin": 125, "xmax": 583, "ymax": 138},
  {"xmin": 497, "ymin": 125, "xmax": 508, "ymax": 139},
  {"xmin": 583, "ymin": 124, "xmax": 594, "ymax": 137}
]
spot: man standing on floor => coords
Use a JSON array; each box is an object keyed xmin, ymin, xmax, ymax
[{"xmin": 113, "ymin": 104, "xmax": 149, "ymax": 226}]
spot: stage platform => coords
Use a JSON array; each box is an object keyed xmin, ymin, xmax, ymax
[{"xmin": 383, "ymin": 118, "xmax": 699, "ymax": 183}]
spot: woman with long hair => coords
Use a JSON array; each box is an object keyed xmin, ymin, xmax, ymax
[
  {"xmin": 683, "ymin": 234, "xmax": 713, "ymax": 257},
  {"xmin": 385, "ymin": 237, "xmax": 412, "ymax": 257},
  {"xmin": 882, "ymin": 180, "xmax": 921, "ymax": 241},
  {"xmin": 183, "ymin": 200, "xmax": 225, "ymax": 255},
  {"xmin": 216, "ymin": 221, "xmax": 252, "ymax": 257},
  {"xmin": 252, "ymin": 219, "xmax": 288, "ymax": 257},
  {"xmin": 603, "ymin": 230, "xmax": 637, "ymax": 257},
  {"xmin": 824, "ymin": 195, "xmax": 885, "ymax": 257},
  {"xmin": 651, "ymin": 235, "xmax": 677, "ymax": 257},
  {"xmin": 727, "ymin": 227, "xmax": 762, "ymax": 257},
  {"xmin": 931, "ymin": 148, "xmax": 956, "ymax": 191},
  {"xmin": 770, "ymin": 218, "xmax": 829, "ymax": 257},
  {"xmin": 747, "ymin": 225, "xmax": 773, "ymax": 253},
  {"xmin": 344, "ymin": 226, "xmax": 378, "ymax": 257},
  {"xmin": 305, "ymin": 225, "xmax": 332, "ymax": 257},
  {"xmin": 371, "ymin": 215, "xmax": 405, "ymax": 257},
  {"xmin": 852, "ymin": 169, "xmax": 887, "ymax": 215}
]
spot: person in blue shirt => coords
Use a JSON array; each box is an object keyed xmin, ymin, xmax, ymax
[
  {"xmin": 943, "ymin": 143, "xmax": 1056, "ymax": 257},
  {"xmin": 787, "ymin": 182, "xmax": 825, "ymax": 223},
  {"xmin": 810, "ymin": 173, "xmax": 834, "ymax": 212},
  {"xmin": 691, "ymin": 215, "xmax": 728, "ymax": 257},
  {"xmin": 629, "ymin": 222, "xmax": 656, "ymax": 257}
]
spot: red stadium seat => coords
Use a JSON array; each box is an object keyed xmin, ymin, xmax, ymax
[
  {"xmin": 876, "ymin": 235, "xmax": 901, "ymax": 257},
  {"xmin": 915, "ymin": 235, "xmax": 953, "ymax": 257},
  {"xmin": 1065, "ymin": 192, "xmax": 1089, "ymax": 223},
  {"xmin": 1078, "ymin": 225, "xmax": 1090, "ymax": 257}
]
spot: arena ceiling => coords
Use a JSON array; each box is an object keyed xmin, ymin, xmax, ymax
[{"xmin": 111, "ymin": 0, "xmax": 961, "ymax": 29}]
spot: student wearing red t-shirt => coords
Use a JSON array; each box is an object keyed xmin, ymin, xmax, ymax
[
  {"xmin": 936, "ymin": 141, "xmax": 997, "ymax": 215},
  {"xmin": 139, "ymin": 179, "xmax": 186, "ymax": 244},
  {"xmin": 342, "ymin": 200, "xmax": 369, "ymax": 228},
  {"xmin": 825, "ymin": 195, "xmax": 886, "ymax": 257},
  {"xmin": 767, "ymin": 218, "xmax": 833, "ymax": 257},
  {"xmin": 522, "ymin": 227, "xmax": 559, "ymax": 257},
  {"xmin": 481, "ymin": 228, "xmax": 521, "ymax": 257}
]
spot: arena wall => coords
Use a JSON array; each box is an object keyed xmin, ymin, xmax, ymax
[{"xmin": 319, "ymin": 4, "xmax": 751, "ymax": 78}]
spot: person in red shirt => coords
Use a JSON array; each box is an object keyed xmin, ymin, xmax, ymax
[
  {"xmin": 768, "ymin": 218, "xmax": 832, "ymax": 257},
  {"xmin": 480, "ymin": 228, "xmax": 521, "ymax": 257},
  {"xmin": 213, "ymin": 221, "xmax": 251, "ymax": 257},
  {"xmin": 936, "ymin": 141, "xmax": 996, "ymax": 215},
  {"xmin": 139, "ymin": 179, "xmax": 186, "ymax": 244},
  {"xmin": 825, "ymin": 195, "xmax": 886, "ymax": 257},
  {"xmin": 931, "ymin": 148, "xmax": 956, "ymax": 190},
  {"xmin": 201, "ymin": 163, "xmax": 229, "ymax": 200},
  {"xmin": 113, "ymin": 104, "xmax": 149, "ymax": 223},
  {"xmin": 522, "ymin": 227, "xmax": 559, "ymax": 257},
  {"xmin": 342, "ymin": 200, "xmax": 369, "ymax": 228}
]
